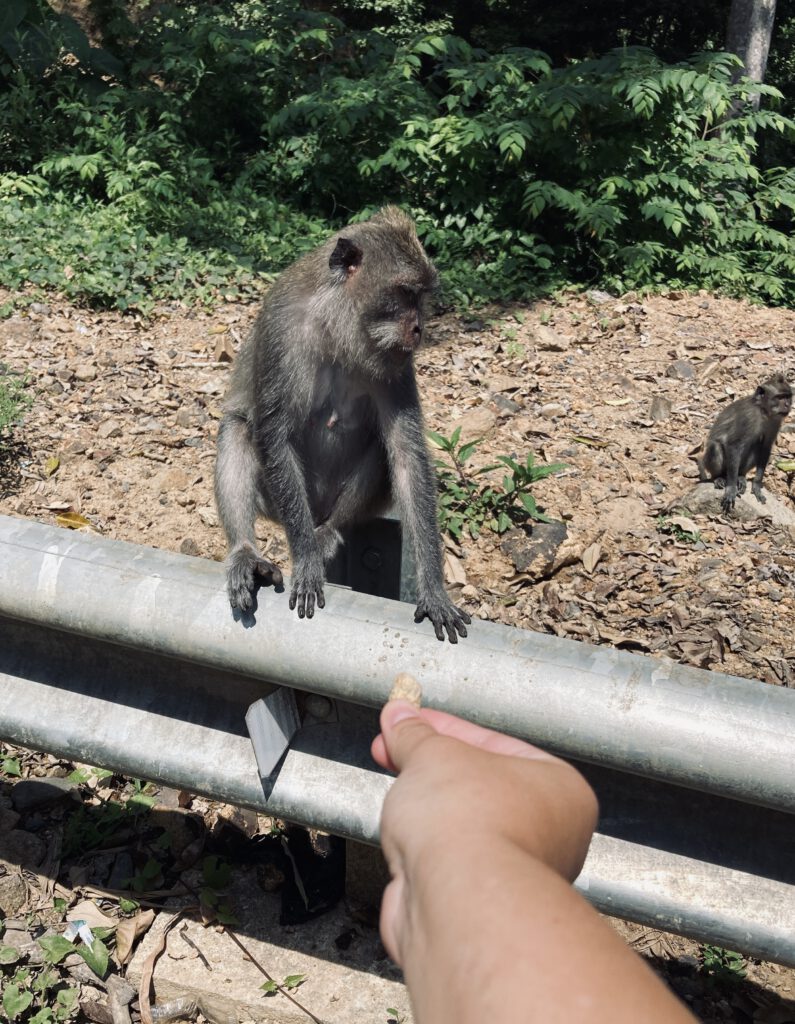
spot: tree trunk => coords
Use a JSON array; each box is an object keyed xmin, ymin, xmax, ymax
[{"xmin": 725, "ymin": 0, "xmax": 777, "ymax": 107}]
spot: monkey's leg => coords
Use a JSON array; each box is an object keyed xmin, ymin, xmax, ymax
[
  {"xmin": 380, "ymin": 384, "xmax": 471, "ymax": 644},
  {"xmin": 215, "ymin": 414, "xmax": 284, "ymax": 611},
  {"xmin": 315, "ymin": 444, "xmax": 390, "ymax": 563},
  {"xmin": 751, "ymin": 442, "xmax": 773, "ymax": 503},
  {"xmin": 700, "ymin": 440, "xmax": 724, "ymax": 488},
  {"xmin": 720, "ymin": 446, "xmax": 742, "ymax": 514}
]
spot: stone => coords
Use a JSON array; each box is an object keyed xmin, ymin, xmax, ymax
[
  {"xmin": 675, "ymin": 482, "xmax": 795, "ymax": 526},
  {"xmin": 649, "ymin": 395, "xmax": 672, "ymax": 422},
  {"xmin": 535, "ymin": 326, "xmax": 569, "ymax": 351},
  {"xmin": 0, "ymin": 830, "xmax": 46, "ymax": 916},
  {"xmin": 153, "ymin": 468, "xmax": 190, "ymax": 494},
  {"xmin": 501, "ymin": 522, "xmax": 568, "ymax": 578},
  {"xmin": 97, "ymin": 420, "xmax": 122, "ymax": 439},
  {"xmin": 127, "ymin": 870, "xmax": 412, "ymax": 1024},
  {"xmin": 10, "ymin": 777, "xmax": 78, "ymax": 812},
  {"xmin": 451, "ymin": 406, "xmax": 497, "ymax": 441},
  {"xmin": 179, "ymin": 537, "xmax": 201, "ymax": 557},
  {"xmin": 491, "ymin": 393, "xmax": 521, "ymax": 416},
  {"xmin": 665, "ymin": 360, "xmax": 694, "ymax": 381},
  {"xmin": 586, "ymin": 290, "xmax": 614, "ymax": 304},
  {"xmin": 539, "ymin": 402, "xmax": 567, "ymax": 420},
  {"xmin": 74, "ymin": 365, "xmax": 98, "ymax": 382},
  {"xmin": 175, "ymin": 407, "xmax": 193, "ymax": 428}
]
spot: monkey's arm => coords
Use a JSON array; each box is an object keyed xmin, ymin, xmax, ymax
[
  {"xmin": 378, "ymin": 374, "xmax": 471, "ymax": 643},
  {"xmin": 255, "ymin": 407, "xmax": 326, "ymax": 619}
]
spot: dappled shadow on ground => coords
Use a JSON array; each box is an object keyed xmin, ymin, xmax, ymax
[{"xmin": 0, "ymin": 438, "xmax": 30, "ymax": 498}]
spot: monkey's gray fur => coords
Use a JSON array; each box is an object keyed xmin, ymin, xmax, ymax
[
  {"xmin": 698, "ymin": 373, "xmax": 792, "ymax": 513},
  {"xmin": 214, "ymin": 206, "xmax": 471, "ymax": 643}
]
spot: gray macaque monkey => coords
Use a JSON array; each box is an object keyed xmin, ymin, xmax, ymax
[
  {"xmin": 698, "ymin": 373, "xmax": 792, "ymax": 513},
  {"xmin": 214, "ymin": 206, "xmax": 470, "ymax": 643}
]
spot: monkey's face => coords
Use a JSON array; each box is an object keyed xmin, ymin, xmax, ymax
[
  {"xmin": 364, "ymin": 277, "xmax": 437, "ymax": 360},
  {"xmin": 756, "ymin": 380, "xmax": 792, "ymax": 419}
]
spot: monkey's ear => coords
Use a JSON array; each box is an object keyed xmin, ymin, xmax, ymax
[
  {"xmin": 329, "ymin": 238, "xmax": 363, "ymax": 276},
  {"xmin": 754, "ymin": 385, "xmax": 766, "ymax": 400}
]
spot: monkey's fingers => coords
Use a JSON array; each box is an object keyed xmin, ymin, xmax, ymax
[
  {"xmin": 289, "ymin": 585, "xmax": 325, "ymax": 619},
  {"xmin": 414, "ymin": 602, "xmax": 471, "ymax": 644}
]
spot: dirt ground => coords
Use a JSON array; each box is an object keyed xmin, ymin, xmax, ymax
[{"xmin": 1, "ymin": 285, "xmax": 795, "ymax": 1022}]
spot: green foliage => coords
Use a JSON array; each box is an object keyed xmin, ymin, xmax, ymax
[
  {"xmin": 61, "ymin": 781, "xmax": 154, "ymax": 858},
  {"xmin": 0, "ymin": 2, "xmax": 792, "ymax": 309},
  {"xmin": 0, "ymin": 375, "xmax": 31, "ymax": 445},
  {"xmin": 199, "ymin": 855, "xmax": 237, "ymax": 926},
  {"xmin": 261, "ymin": 973, "xmax": 307, "ymax": 995},
  {"xmin": 699, "ymin": 944, "xmax": 747, "ymax": 985},
  {"xmin": 1, "ymin": 941, "xmax": 79, "ymax": 1024},
  {"xmin": 430, "ymin": 428, "xmax": 564, "ymax": 540},
  {"xmin": 656, "ymin": 513, "xmax": 702, "ymax": 544}
]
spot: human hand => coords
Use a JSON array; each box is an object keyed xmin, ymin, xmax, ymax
[{"xmin": 371, "ymin": 701, "xmax": 598, "ymax": 966}]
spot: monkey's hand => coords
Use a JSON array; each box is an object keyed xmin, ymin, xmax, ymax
[
  {"xmin": 289, "ymin": 556, "xmax": 326, "ymax": 620},
  {"xmin": 226, "ymin": 545, "xmax": 284, "ymax": 612},
  {"xmin": 720, "ymin": 491, "xmax": 736, "ymax": 513},
  {"xmin": 414, "ymin": 592, "xmax": 471, "ymax": 644},
  {"xmin": 751, "ymin": 481, "xmax": 766, "ymax": 503}
]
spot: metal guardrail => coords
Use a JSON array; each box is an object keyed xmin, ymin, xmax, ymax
[{"xmin": 0, "ymin": 513, "xmax": 793, "ymax": 965}]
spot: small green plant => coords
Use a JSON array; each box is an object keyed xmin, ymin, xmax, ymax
[
  {"xmin": 656, "ymin": 514, "xmax": 702, "ymax": 545},
  {"xmin": 0, "ymin": 375, "xmax": 32, "ymax": 446},
  {"xmin": 386, "ymin": 1009, "xmax": 407, "ymax": 1024},
  {"xmin": 0, "ymin": 946, "xmax": 81, "ymax": 1023},
  {"xmin": 199, "ymin": 855, "xmax": 238, "ymax": 926},
  {"xmin": 261, "ymin": 973, "xmax": 307, "ymax": 996},
  {"xmin": 61, "ymin": 780, "xmax": 155, "ymax": 858},
  {"xmin": 699, "ymin": 944, "xmax": 747, "ymax": 986},
  {"xmin": 429, "ymin": 429, "xmax": 564, "ymax": 541},
  {"xmin": 0, "ymin": 748, "xmax": 22, "ymax": 777}
]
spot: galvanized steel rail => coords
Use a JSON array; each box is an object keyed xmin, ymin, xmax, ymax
[{"xmin": 0, "ymin": 514, "xmax": 793, "ymax": 965}]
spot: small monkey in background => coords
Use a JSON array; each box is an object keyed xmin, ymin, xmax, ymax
[
  {"xmin": 698, "ymin": 373, "xmax": 792, "ymax": 513},
  {"xmin": 214, "ymin": 206, "xmax": 471, "ymax": 643}
]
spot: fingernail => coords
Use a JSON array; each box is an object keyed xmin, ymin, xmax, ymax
[{"xmin": 386, "ymin": 700, "xmax": 421, "ymax": 725}]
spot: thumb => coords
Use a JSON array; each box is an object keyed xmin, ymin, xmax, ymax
[{"xmin": 376, "ymin": 700, "xmax": 438, "ymax": 773}]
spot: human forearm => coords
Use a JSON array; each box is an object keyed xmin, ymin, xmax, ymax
[{"xmin": 398, "ymin": 838, "xmax": 697, "ymax": 1024}]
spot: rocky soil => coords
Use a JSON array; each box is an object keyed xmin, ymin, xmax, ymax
[{"xmin": 1, "ymin": 285, "xmax": 795, "ymax": 1023}]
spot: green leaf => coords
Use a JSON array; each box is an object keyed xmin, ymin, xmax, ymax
[
  {"xmin": 38, "ymin": 935, "xmax": 75, "ymax": 964},
  {"xmin": 260, "ymin": 980, "xmax": 278, "ymax": 995},
  {"xmin": 0, "ymin": 945, "xmax": 20, "ymax": 964},
  {"xmin": 3, "ymin": 984, "xmax": 33, "ymax": 1020},
  {"xmin": 29, "ymin": 1008, "xmax": 54, "ymax": 1024},
  {"xmin": 283, "ymin": 974, "xmax": 306, "ymax": 990},
  {"xmin": 203, "ymin": 855, "xmax": 232, "ymax": 889},
  {"xmin": 77, "ymin": 936, "xmax": 109, "ymax": 979},
  {"xmin": 1, "ymin": 757, "xmax": 21, "ymax": 776}
]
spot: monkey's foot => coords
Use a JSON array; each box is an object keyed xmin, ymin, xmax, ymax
[
  {"xmin": 720, "ymin": 492, "xmax": 736, "ymax": 514},
  {"xmin": 226, "ymin": 545, "xmax": 284, "ymax": 612},
  {"xmin": 414, "ymin": 593, "xmax": 472, "ymax": 644},
  {"xmin": 289, "ymin": 558, "xmax": 326, "ymax": 619},
  {"xmin": 713, "ymin": 478, "xmax": 726, "ymax": 490},
  {"xmin": 752, "ymin": 483, "xmax": 766, "ymax": 503},
  {"xmin": 737, "ymin": 478, "xmax": 748, "ymax": 495}
]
